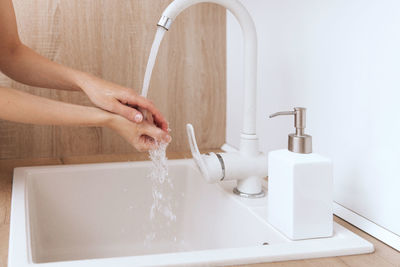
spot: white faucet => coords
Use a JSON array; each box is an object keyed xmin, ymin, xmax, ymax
[{"xmin": 158, "ymin": 0, "xmax": 267, "ymax": 198}]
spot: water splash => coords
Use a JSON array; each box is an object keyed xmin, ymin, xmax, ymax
[
  {"xmin": 145, "ymin": 142, "xmax": 176, "ymax": 245},
  {"xmin": 148, "ymin": 142, "xmax": 175, "ymax": 221},
  {"xmin": 141, "ymin": 27, "xmax": 167, "ymax": 98}
]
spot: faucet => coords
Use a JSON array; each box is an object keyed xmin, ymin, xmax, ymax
[{"xmin": 158, "ymin": 0, "xmax": 267, "ymax": 198}]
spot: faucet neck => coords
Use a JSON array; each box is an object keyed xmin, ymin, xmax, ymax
[{"xmin": 161, "ymin": 0, "xmax": 258, "ymax": 136}]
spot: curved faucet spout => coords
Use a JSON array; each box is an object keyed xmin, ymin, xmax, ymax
[
  {"xmin": 158, "ymin": 0, "xmax": 264, "ymax": 197},
  {"xmin": 159, "ymin": 0, "xmax": 258, "ymax": 156}
]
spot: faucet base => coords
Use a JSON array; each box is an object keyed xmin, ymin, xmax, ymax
[{"xmin": 233, "ymin": 187, "xmax": 265, "ymax": 198}]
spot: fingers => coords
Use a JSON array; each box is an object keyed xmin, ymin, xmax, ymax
[
  {"xmin": 110, "ymin": 114, "xmax": 171, "ymax": 152},
  {"xmin": 133, "ymin": 122, "xmax": 171, "ymax": 152},
  {"xmin": 142, "ymin": 122, "xmax": 172, "ymax": 144},
  {"xmin": 122, "ymin": 94, "xmax": 169, "ymax": 132},
  {"xmin": 135, "ymin": 133, "xmax": 172, "ymax": 152},
  {"xmin": 135, "ymin": 135, "xmax": 158, "ymax": 152},
  {"xmin": 137, "ymin": 107, "xmax": 154, "ymax": 124},
  {"xmin": 111, "ymin": 101, "xmax": 143, "ymax": 123}
]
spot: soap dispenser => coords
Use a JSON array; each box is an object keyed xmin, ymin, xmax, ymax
[{"xmin": 267, "ymin": 107, "xmax": 333, "ymax": 240}]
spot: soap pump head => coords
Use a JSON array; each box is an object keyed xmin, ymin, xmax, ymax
[{"xmin": 269, "ymin": 107, "xmax": 312, "ymax": 154}]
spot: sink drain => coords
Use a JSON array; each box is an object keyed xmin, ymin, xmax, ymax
[{"xmin": 262, "ymin": 242, "xmax": 269, "ymax": 246}]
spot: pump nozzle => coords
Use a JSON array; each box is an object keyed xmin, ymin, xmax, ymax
[{"xmin": 269, "ymin": 107, "xmax": 312, "ymax": 154}]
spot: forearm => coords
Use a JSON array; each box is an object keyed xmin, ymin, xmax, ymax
[
  {"xmin": 0, "ymin": 43, "xmax": 169, "ymax": 130},
  {"xmin": 0, "ymin": 43, "xmax": 89, "ymax": 91},
  {"xmin": 0, "ymin": 86, "xmax": 111, "ymax": 127}
]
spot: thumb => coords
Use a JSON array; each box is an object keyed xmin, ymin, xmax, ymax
[{"xmin": 112, "ymin": 102, "xmax": 143, "ymax": 123}]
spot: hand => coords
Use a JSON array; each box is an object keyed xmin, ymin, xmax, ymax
[
  {"xmin": 0, "ymin": 85, "xmax": 170, "ymax": 152},
  {"xmin": 106, "ymin": 112, "xmax": 172, "ymax": 152},
  {"xmin": 77, "ymin": 73, "xmax": 168, "ymax": 131}
]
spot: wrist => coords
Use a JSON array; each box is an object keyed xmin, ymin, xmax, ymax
[
  {"xmin": 72, "ymin": 71, "xmax": 96, "ymax": 92},
  {"xmin": 89, "ymin": 107, "xmax": 115, "ymax": 128}
]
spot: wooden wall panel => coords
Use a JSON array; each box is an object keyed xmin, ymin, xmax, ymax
[{"xmin": 0, "ymin": 0, "xmax": 226, "ymax": 159}]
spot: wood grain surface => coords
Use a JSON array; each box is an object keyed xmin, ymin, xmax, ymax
[
  {"xmin": 0, "ymin": 154, "xmax": 399, "ymax": 267},
  {"xmin": 0, "ymin": 0, "xmax": 226, "ymax": 159}
]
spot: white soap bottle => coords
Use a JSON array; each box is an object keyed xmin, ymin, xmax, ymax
[{"xmin": 267, "ymin": 107, "xmax": 333, "ymax": 240}]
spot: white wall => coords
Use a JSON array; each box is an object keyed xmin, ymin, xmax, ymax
[{"xmin": 227, "ymin": 0, "xmax": 400, "ymax": 245}]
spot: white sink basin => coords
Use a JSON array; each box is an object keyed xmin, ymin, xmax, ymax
[{"xmin": 9, "ymin": 159, "xmax": 373, "ymax": 266}]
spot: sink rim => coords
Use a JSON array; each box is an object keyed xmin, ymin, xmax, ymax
[{"xmin": 8, "ymin": 159, "xmax": 374, "ymax": 267}]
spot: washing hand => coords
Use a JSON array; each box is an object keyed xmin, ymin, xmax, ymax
[
  {"xmin": 107, "ymin": 112, "xmax": 172, "ymax": 152},
  {"xmin": 77, "ymin": 73, "xmax": 168, "ymax": 132}
]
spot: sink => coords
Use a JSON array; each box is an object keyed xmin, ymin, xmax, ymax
[{"xmin": 8, "ymin": 159, "xmax": 373, "ymax": 266}]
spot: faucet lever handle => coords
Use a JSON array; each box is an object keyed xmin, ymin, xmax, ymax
[
  {"xmin": 186, "ymin": 123, "xmax": 201, "ymax": 158},
  {"xmin": 186, "ymin": 124, "xmax": 224, "ymax": 183},
  {"xmin": 186, "ymin": 124, "xmax": 211, "ymax": 181}
]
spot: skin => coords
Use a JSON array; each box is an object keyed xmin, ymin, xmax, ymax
[{"xmin": 0, "ymin": 0, "xmax": 170, "ymax": 151}]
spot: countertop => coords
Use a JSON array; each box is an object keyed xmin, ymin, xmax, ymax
[{"xmin": 0, "ymin": 152, "xmax": 399, "ymax": 267}]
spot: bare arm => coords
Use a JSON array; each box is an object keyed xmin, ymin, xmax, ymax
[
  {"xmin": 0, "ymin": 0, "xmax": 168, "ymax": 131},
  {"xmin": 0, "ymin": 86, "xmax": 107, "ymax": 126},
  {"xmin": 0, "ymin": 0, "xmax": 88, "ymax": 91},
  {"xmin": 0, "ymin": 86, "xmax": 170, "ymax": 151}
]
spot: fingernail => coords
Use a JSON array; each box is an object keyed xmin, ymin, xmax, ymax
[
  {"xmin": 134, "ymin": 113, "xmax": 143, "ymax": 122},
  {"xmin": 166, "ymin": 135, "xmax": 172, "ymax": 143}
]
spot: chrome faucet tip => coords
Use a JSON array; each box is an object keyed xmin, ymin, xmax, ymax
[{"xmin": 157, "ymin": 16, "xmax": 173, "ymax": 31}]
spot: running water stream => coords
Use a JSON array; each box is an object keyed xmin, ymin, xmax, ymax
[
  {"xmin": 141, "ymin": 27, "xmax": 176, "ymax": 245},
  {"xmin": 141, "ymin": 27, "xmax": 167, "ymax": 98}
]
